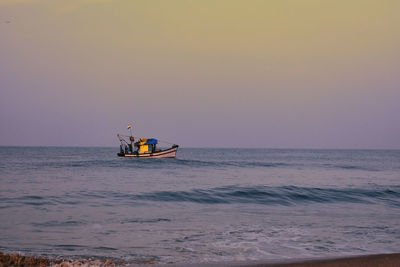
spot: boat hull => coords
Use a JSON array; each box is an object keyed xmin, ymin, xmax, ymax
[{"xmin": 118, "ymin": 145, "xmax": 178, "ymax": 159}]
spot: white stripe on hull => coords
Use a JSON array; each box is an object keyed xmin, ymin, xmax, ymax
[{"xmin": 120, "ymin": 147, "xmax": 178, "ymax": 159}]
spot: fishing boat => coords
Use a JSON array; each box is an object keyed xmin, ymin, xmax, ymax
[{"xmin": 117, "ymin": 124, "xmax": 178, "ymax": 158}]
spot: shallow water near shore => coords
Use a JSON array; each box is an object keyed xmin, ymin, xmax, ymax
[{"xmin": 0, "ymin": 147, "xmax": 399, "ymax": 265}]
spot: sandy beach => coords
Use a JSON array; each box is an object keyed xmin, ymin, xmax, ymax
[
  {"xmin": 1, "ymin": 252, "xmax": 400, "ymax": 267},
  {"xmin": 155, "ymin": 253, "xmax": 400, "ymax": 267},
  {"xmin": 255, "ymin": 253, "xmax": 400, "ymax": 267}
]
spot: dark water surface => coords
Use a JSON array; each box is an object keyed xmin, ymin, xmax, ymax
[{"xmin": 0, "ymin": 147, "xmax": 399, "ymax": 264}]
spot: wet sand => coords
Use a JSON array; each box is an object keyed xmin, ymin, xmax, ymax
[
  {"xmin": 249, "ymin": 253, "xmax": 400, "ymax": 267},
  {"xmin": 1, "ymin": 252, "xmax": 400, "ymax": 267},
  {"xmin": 152, "ymin": 253, "xmax": 400, "ymax": 267}
]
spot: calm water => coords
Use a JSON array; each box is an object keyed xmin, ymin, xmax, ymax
[{"xmin": 0, "ymin": 147, "xmax": 399, "ymax": 264}]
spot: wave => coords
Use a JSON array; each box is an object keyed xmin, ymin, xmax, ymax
[
  {"xmin": 23, "ymin": 158, "xmax": 388, "ymax": 172},
  {"xmin": 31, "ymin": 220, "xmax": 86, "ymax": 228},
  {"xmin": 4, "ymin": 186, "xmax": 400, "ymax": 208},
  {"xmin": 322, "ymin": 163, "xmax": 379, "ymax": 171},
  {"xmin": 173, "ymin": 159, "xmax": 291, "ymax": 168},
  {"xmin": 100, "ymin": 185, "xmax": 400, "ymax": 207},
  {"xmin": 128, "ymin": 186, "xmax": 400, "ymax": 206},
  {"xmin": 119, "ymin": 218, "xmax": 171, "ymax": 224},
  {"xmin": 27, "ymin": 158, "xmax": 294, "ymax": 170}
]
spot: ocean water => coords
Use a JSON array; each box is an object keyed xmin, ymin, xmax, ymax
[{"xmin": 0, "ymin": 147, "xmax": 399, "ymax": 264}]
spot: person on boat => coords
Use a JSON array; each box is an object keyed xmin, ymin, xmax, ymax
[
  {"xmin": 134, "ymin": 141, "xmax": 140, "ymax": 154},
  {"xmin": 128, "ymin": 136, "xmax": 134, "ymax": 154},
  {"xmin": 128, "ymin": 143, "xmax": 133, "ymax": 154}
]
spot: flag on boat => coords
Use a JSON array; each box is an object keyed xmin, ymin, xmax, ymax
[{"xmin": 127, "ymin": 123, "xmax": 132, "ymax": 129}]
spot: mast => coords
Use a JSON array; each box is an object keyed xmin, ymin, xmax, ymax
[{"xmin": 127, "ymin": 123, "xmax": 134, "ymax": 153}]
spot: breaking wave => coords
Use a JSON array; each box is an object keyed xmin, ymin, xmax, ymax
[{"xmin": 3, "ymin": 186, "xmax": 400, "ymax": 208}]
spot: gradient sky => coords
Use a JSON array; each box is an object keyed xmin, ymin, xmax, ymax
[{"xmin": 1, "ymin": 0, "xmax": 399, "ymax": 148}]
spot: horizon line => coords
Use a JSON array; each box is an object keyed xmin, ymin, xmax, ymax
[{"xmin": 0, "ymin": 145, "xmax": 399, "ymax": 151}]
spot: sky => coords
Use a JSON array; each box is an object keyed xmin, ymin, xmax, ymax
[{"xmin": 0, "ymin": 0, "xmax": 399, "ymax": 148}]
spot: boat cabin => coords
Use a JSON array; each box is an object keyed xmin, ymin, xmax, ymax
[{"xmin": 135, "ymin": 138, "xmax": 161, "ymax": 154}]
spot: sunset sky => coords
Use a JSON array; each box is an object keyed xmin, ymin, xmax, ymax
[{"xmin": 1, "ymin": 0, "xmax": 399, "ymax": 148}]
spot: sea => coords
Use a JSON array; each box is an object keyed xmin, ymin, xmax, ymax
[{"xmin": 0, "ymin": 147, "xmax": 399, "ymax": 265}]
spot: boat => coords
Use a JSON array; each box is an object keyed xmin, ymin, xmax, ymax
[{"xmin": 117, "ymin": 125, "xmax": 179, "ymax": 158}]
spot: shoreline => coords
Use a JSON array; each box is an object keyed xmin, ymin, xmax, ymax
[
  {"xmin": 1, "ymin": 252, "xmax": 400, "ymax": 267},
  {"xmin": 154, "ymin": 253, "xmax": 400, "ymax": 267}
]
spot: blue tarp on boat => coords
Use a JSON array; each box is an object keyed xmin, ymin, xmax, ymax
[{"xmin": 145, "ymin": 139, "xmax": 158, "ymax": 145}]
